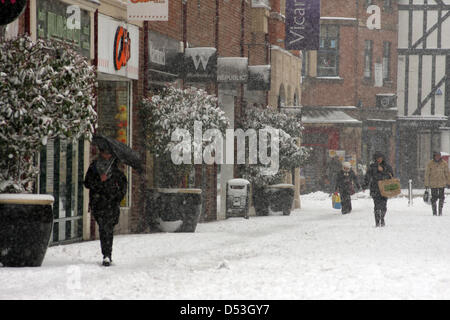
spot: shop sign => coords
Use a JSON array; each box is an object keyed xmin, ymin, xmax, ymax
[
  {"xmin": 184, "ymin": 47, "xmax": 217, "ymax": 82},
  {"xmin": 248, "ymin": 65, "xmax": 271, "ymax": 91},
  {"xmin": 148, "ymin": 31, "xmax": 183, "ymax": 81},
  {"xmin": 0, "ymin": 0, "xmax": 27, "ymax": 26},
  {"xmin": 36, "ymin": 0, "xmax": 90, "ymax": 58},
  {"xmin": 127, "ymin": 0, "xmax": 168, "ymax": 21},
  {"xmin": 217, "ymin": 57, "xmax": 248, "ymax": 83},
  {"xmin": 98, "ymin": 14, "xmax": 139, "ymax": 80},
  {"xmin": 285, "ymin": 0, "xmax": 320, "ymax": 50}
]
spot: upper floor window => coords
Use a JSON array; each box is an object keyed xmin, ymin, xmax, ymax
[
  {"xmin": 383, "ymin": 41, "xmax": 391, "ymax": 81},
  {"xmin": 364, "ymin": 40, "xmax": 373, "ymax": 79},
  {"xmin": 383, "ymin": 0, "xmax": 392, "ymax": 9},
  {"xmin": 317, "ymin": 25, "xmax": 339, "ymax": 77}
]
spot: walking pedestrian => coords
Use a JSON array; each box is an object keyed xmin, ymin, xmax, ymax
[
  {"xmin": 334, "ymin": 162, "xmax": 360, "ymax": 214},
  {"xmin": 84, "ymin": 147, "xmax": 127, "ymax": 266},
  {"xmin": 424, "ymin": 151, "xmax": 450, "ymax": 216},
  {"xmin": 362, "ymin": 152, "xmax": 394, "ymax": 227}
]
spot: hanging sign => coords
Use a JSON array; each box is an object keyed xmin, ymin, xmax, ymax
[
  {"xmin": 127, "ymin": 0, "xmax": 168, "ymax": 21},
  {"xmin": 285, "ymin": 0, "xmax": 321, "ymax": 50},
  {"xmin": 184, "ymin": 47, "xmax": 217, "ymax": 82},
  {"xmin": 0, "ymin": 0, "xmax": 27, "ymax": 26}
]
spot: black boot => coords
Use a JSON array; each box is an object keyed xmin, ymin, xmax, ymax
[
  {"xmin": 432, "ymin": 203, "xmax": 437, "ymax": 216},
  {"xmin": 374, "ymin": 210, "xmax": 381, "ymax": 227},
  {"xmin": 380, "ymin": 210, "xmax": 386, "ymax": 227}
]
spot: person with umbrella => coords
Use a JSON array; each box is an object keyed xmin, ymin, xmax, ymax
[{"xmin": 84, "ymin": 144, "xmax": 127, "ymax": 266}]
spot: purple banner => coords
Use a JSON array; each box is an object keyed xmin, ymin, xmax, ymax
[{"xmin": 285, "ymin": 0, "xmax": 321, "ymax": 50}]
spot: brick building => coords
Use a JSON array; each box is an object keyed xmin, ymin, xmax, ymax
[{"xmin": 301, "ymin": 0, "xmax": 398, "ymax": 192}]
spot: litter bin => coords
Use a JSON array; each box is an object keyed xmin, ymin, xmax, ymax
[
  {"xmin": 226, "ymin": 179, "xmax": 250, "ymax": 219},
  {"xmin": 266, "ymin": 184, "xmax": 295, "ymax": 216}
]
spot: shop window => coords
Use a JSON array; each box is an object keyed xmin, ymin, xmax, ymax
[
  {"xmin": 317, "ymin": 25, "xmax": 339, "ymax": 77},
  {"xmin": 97, "ymin": 80, "xmax": 131, "ymax": 207}
]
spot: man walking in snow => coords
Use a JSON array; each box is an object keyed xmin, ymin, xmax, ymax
[
  {"xmin": 84, "ymin": 147, "xmax": 127, "ymax": 266},
  {"xmin": 362, "ymin": 152, "xmax": 394, "ymax": 227},
  {"xmin": 424, "ymin": 151, "xmax": 450, "ymax": 216}
]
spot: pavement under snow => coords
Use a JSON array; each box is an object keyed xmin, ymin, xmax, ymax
[{"xmin": 2, "ymin": 190, "xmax": 450, "ymax": 300}]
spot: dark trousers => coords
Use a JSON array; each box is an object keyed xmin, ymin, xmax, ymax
[
  {"xmin": 94, "ymin": 211, "xmax": 118, "ymax": 259},
  {"xmin": 431, "ymin": 188, "xmax": 445, "ymax": 215},
  {"xmin": 340, "ymin": 193, "xmax": 352, "ymax": 214},
  {"xmin": 373, "ymin": 196, "xmax": 388, "ymax": 226}
]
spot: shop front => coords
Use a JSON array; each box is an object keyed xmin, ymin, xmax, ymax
[
  {"xmin": 95, "ymin": 13, "xmax": 139, "ymax": 235},
  {"xmin": 301, "ymin": 107, "xmax": 362, "ymax": 193}
]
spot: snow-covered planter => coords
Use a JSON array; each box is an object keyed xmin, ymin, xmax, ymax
[
  {"xmin": 237, "ymin": 106, "xmax": 310, "ymax": 216},
  {"xmin": 0, "ymin": 35, "xmax": 96, "ymax": 266},
  {"xmin": 0, "ymin": 194, "xmax": 54, "ymax": 267},
  {"xmin": 140, "ymin": 86, "xmax": 230, "ymax": 232}
]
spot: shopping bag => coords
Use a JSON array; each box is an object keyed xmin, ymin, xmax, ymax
[
  {"xmin": 332, "ymin": 193, "xmax": 341, "ymax": 209},
  {"xmin": 423, "ymin": 189, "xmax": 431, "ymax": 205},
  {"xmin": 378, "ymin": 178, "xmax": 401, "ymax": 198}
]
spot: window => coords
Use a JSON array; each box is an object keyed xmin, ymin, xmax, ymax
[
  {"xmin": 366, "ymin": 0, "xmax": 373, "ymax": 6},
  {"xmin": 383, "ymin": 0, "xmax": 392, "ymax": 9},
  {"xmin": 317, "ymin": 25, "xmax": 339, "ymax": 77},
  {"xmin": 383, "ymin": 41, "xmax": 391, "ymax": 81},
  {"xmin": 364, "ymin": 40, "xmax": 373, "ymax": 79}
]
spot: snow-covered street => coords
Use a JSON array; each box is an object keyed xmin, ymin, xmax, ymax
[{"xmin": 2, "ymin": 191, "xmax": 450, "ymax": 300}]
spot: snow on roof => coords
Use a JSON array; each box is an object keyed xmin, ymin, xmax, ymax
[{"xmin": 302, "ymin": 109, "xmax": 361, "ymax": 124}]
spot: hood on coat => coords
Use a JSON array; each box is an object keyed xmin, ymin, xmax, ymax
[{"xmin": 372, "ymin": 151, "xmax": 386, "ymax": 162}]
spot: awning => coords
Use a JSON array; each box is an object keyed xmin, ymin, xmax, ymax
[{"xmin": 302, "ymin": 109, "xmax": 361, "ymax": 124}]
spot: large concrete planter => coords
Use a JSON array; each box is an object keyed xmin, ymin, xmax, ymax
[
  {"xmin": 253, "ymin": 184, "xmax": 294, "ymax": 216},
  {"xmin": 0, "ymin": 194, "xmax": 54, "ymax": 267},
  {"xmin": 146, "ymin": 188, "xmax": 202, "ymax": 232}
]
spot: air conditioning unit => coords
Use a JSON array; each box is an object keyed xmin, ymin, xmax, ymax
[{"xmin": 376, "ymin": 94, "xmax": 396, "ymax": 109}]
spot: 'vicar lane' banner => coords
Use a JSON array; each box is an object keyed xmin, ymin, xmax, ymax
[
  {"xmin": 285, "ymin": 0, "xmax": 320, "ymax": 50},
  {"xmin": 127, "ymin": 0, "xmax": 168, "ymax": 21}
]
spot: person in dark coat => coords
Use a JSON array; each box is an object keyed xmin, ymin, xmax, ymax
[
  {"xmin": 84, "ymin": 147, "xmax": 127, "ymax": 266},
  {"xmin": 362, "ymin": 151, "xmax": 394, "ymax": 227},
  {"xmin": 334, "ymin": 162, "xmax": 360, "ymax": 214}
]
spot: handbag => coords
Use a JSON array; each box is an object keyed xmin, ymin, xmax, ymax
[
  {"xmin": 332, "ymin": 192, "xmax": 341, "ymax": 209},
  {"xmin": 423, "ymin": 189, "xmax": 431, "ymax": 205},
  {"xmin": 378, "ymin": 175, "xmax": 401, "ymax": 198}
]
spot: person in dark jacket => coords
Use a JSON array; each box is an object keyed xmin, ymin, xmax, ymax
[
  {"xmin": 362, "ymin": 151, "xmax": 394, "ymax": 227},
  {"xmin": 334, "ymin": 162, "xmax": 360, "ymax": 214},
  {"xmin": 84, "ymin": 147, "xmax": 127, "ymax": 266}
]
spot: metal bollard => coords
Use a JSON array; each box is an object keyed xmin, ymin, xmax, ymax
[{"xmin": 408, "ymin": 179, "xmax": 413, "ymax": 206}]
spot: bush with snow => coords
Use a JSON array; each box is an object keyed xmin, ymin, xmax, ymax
[
  {"xmin": 140, "ymin": 86, "xmax": 230, "ymax": 187},
  {"xmin": 238, "ymin": 106, "xmax": 310, "ymax": 187},
  {"xmin": 0, "ymin": 35, "xmax": 97, "ymax": 193}
]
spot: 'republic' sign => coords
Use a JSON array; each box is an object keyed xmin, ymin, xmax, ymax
[
  {"xmin": 0, "ymin": 0, "xmax": 28, "ymax": 26},
  {"xmin": 285, "ymin": 0, "xmax": 320, "ymax": 50}
]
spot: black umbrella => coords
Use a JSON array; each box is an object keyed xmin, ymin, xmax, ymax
[{"xmin": 92, "ymin": 134, "xmax": 144, "ymax": 174}]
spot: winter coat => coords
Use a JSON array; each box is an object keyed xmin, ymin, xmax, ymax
[
  {"xmin": 335, "ymin": 169, "xmax": 360, "ymax": 196},
  {"xmin": 363, "ymin": 153, "xmax": 394, "ymax": 199},
  {"xmin": 424, "ymin": 158, "xmax": 450, "ymax": 188},
  {"xmin": 84, "ymin": 159, "xmax": 127, "ymax": 224}
]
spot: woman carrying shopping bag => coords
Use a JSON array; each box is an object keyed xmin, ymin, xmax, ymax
[
  {"xmin": 362, "ymin": 152, "xmax": 394, "ymax": 227},
  {"xmin": 334, "ymin": 162, "xmax": 360, "ymax": 214}
]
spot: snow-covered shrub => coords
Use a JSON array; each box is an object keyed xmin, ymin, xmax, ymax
[
  {"xmin": 140, "ymin": 86, "xmax": 230, "ymax": 187},
  {"xmin": 238, "ymin": 106, "xmax": 310, "ymax": 187},
  {"xmin": 0, "ymin": 35, "xmax": 97, "ymax": 193}
]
